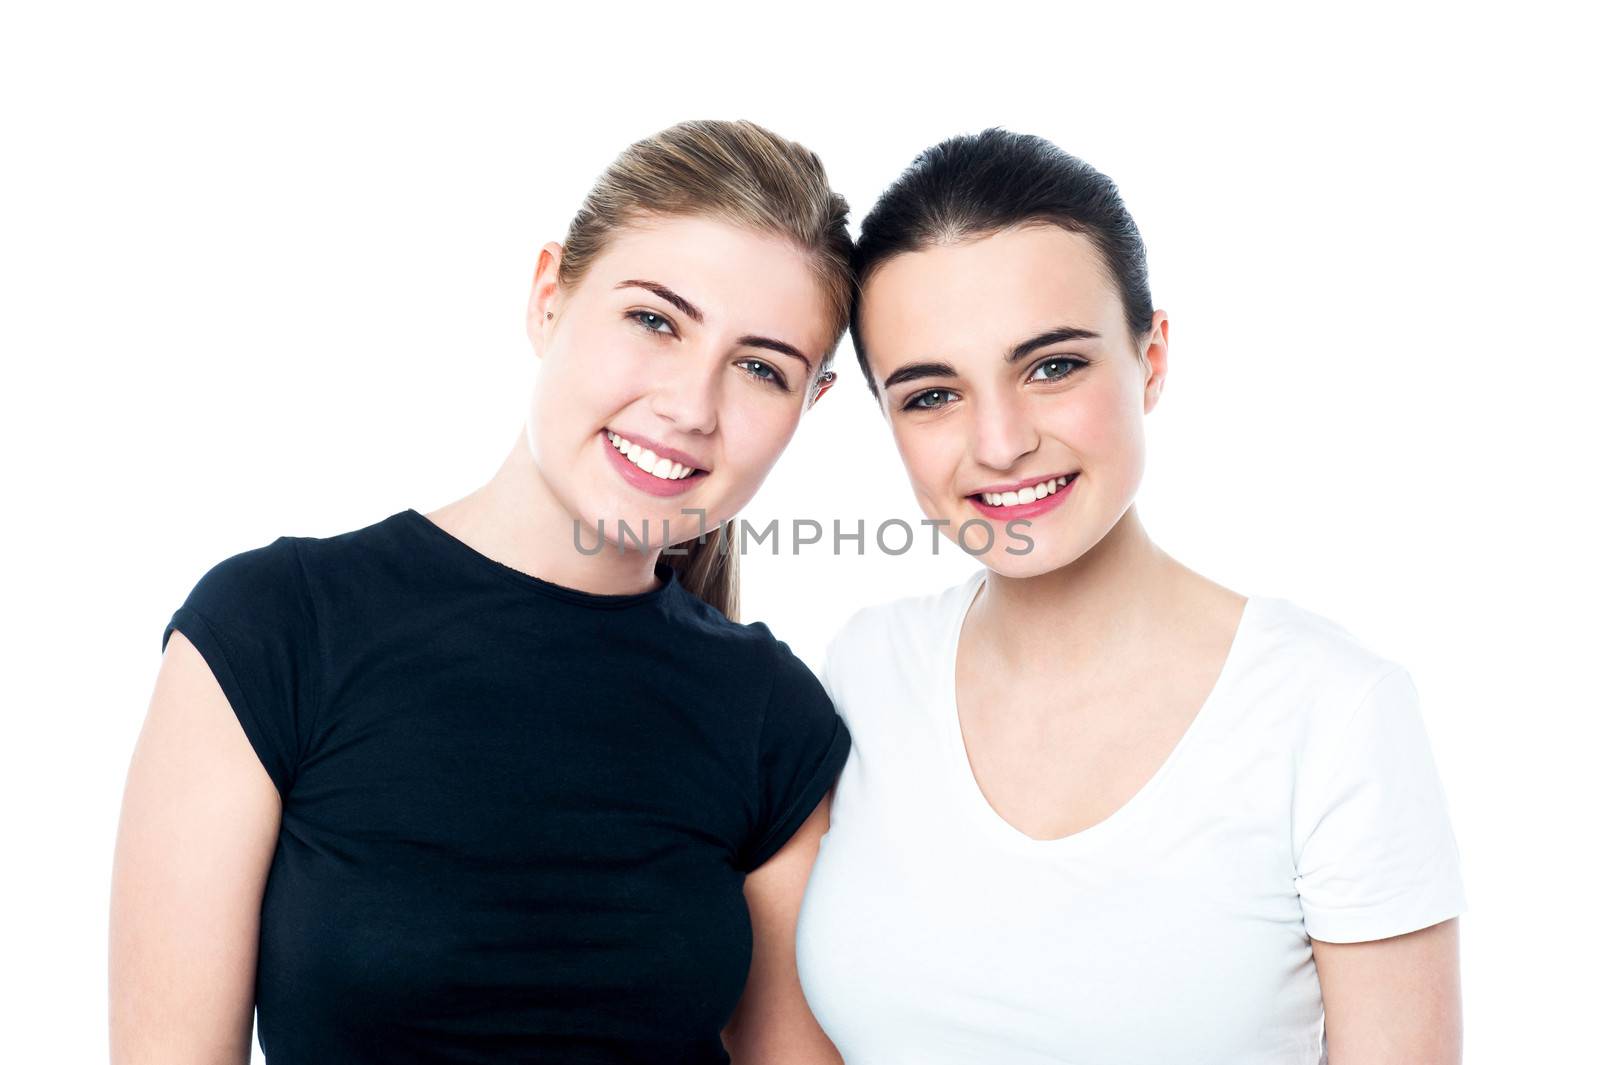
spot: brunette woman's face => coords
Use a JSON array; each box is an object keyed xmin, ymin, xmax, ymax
[
  {"xmin": 858, "ymin": 224, "xmax": 1168, "ymax": 578},
  {"xmin": 527, "ymin": 215, "xmax": 835, "ymax": 551}
]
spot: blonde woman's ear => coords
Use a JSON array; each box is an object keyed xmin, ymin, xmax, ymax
[
  {"xmin": 526, "ymin": 241, "xmax": 565, "ymax": 354},
  {"xmin": 808, "ymin": 370, "xmax": 837, "ymax": 409}
]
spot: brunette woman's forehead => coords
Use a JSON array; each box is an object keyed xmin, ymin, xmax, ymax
[{"xmin": 859, "ymin": 228, "xmax": 1127, "ymax": 350}]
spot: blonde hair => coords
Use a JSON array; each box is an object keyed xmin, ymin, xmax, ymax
[{"xmin": 556, "ymin": 119, "xmax": 852, "ymax": 620}]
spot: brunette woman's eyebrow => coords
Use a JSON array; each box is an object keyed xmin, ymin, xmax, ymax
[
  {"xmin": 615, "ymin": 280, "xmax": 703, "ymax": 324},
  {"xmin": 1004, "ymin": 323, "xmax": 1107, "ymax": 361},
  {"xmin": 1007, "ymin": 325, "xmax": 1100, "ymax": 363},
  {"xmin": 881, "ymin": 325, "xmax": 1098, "ymax": 391},
  {"xmin": 882, "ymin": 361, "xmax": 958, "ymax": 391}
]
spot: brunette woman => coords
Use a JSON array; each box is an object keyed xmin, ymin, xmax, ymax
[{"xmin": 797, "ymin": 129, "xmax": 1465, "ymax": 1065}]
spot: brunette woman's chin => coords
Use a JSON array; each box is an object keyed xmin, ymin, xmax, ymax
[
  {"xmin": 940, "ymin": 505, "xmax": 1070, "ymax": 580},
  {"xmin": 978, "ymin": 543, "xmax": 1076, "ymax": 580}
]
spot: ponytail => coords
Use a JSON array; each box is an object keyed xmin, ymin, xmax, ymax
[{"xmin": 665, "ymin": 522, "xmax": 740, "ymax": 621}]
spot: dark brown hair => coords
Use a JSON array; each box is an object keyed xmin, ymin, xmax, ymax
[{"xmin": 851, "ymin": 128, "xmax": 1154, "ymax": 396}]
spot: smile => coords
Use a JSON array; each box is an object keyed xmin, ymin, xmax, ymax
[
  {"xmin": 600, "ymin": 429, "xmax": 708, "ymax": 499},
  {"xmin": 966, "ymin": 473, "xmax": 1078, "ymax": 520},
  {"xmin": 974, "ymin": 475, "xmax": 1074, "ymax": 508},
  {"xmin": 606, "ymin": 430, "xmax": 701, "ymax": 481}
]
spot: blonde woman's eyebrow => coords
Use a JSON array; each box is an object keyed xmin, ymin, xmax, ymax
[
  {"xmin": 738, "ymin": 335, "xmax": 813, "ymax": 375},
  {"xmin": 615, "ymin": 280, "xmax": 704, "ymax": 324},
  {"xmin": 616, "ymin": 279, "xmax": 812, "ymax": 372}
]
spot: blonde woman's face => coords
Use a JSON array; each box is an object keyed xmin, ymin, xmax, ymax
[
  {"xmin": 527, "ymin": 215, "xmax": 834, "ymax": 551},
  {"xmin": 858, "ymin": 224, "xmax": 1167, "ymax": 578}
]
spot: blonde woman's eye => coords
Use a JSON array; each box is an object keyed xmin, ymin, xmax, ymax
[
  {"xmin": 903, "ymin": 388, "xmax": 955, "ymax": 411},
  {"xmin": 1029, "ymin": 357, "xmax": 1086, "ymax": 382},
  {"xmin": 737, "ymin": 359, "xmax": 790, "ymax": 392},
  {"xmin": 627, "ymin": 310, "xmax": 676, "ymax": 336}
]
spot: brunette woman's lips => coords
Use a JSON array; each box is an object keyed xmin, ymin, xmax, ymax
[
  {"xmin": 600, "ymin": 428, "xmax": 708, "ymax": 498},
  {"xmin": 967, "ymin": 472, "xmax": 1078, "ymax": 521}
]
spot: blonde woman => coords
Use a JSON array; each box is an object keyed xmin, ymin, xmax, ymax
[{"xmin": 111, "ymin": 120, "xmax": 852, "ymax": 1064}]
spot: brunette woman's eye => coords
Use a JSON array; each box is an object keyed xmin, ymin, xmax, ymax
[
  {"xmin": 1029, "ymin": 356, "xmax": 1087, "ymax": 382},
  {"xmin": 627, "ymin": 310, "xmax": 677, "ymax": 337},
  {"xmin": 736, "ymin": 358, "xmax": 790, "ymax": 392},
  {"xmin": 903, "ymin": 388, "xmax": 956, "ymax": 411}
]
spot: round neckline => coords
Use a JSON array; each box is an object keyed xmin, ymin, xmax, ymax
[
  {"xmin": 939, "ymin": 569, "xmax": 1257, "ymax": 854},
  {"xmin": 400, "ymin": 507, "xmax": 678, "ymax": 609}
]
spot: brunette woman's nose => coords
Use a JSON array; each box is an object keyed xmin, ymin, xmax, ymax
[{"xmin": 971, "ymin": 393, "xmax": 1038, "ymax": 472}]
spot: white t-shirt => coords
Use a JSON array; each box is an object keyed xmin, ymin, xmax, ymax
[{"xmin": 796, "ymin": 570, "xmax": 1466, "ymax": 1065}]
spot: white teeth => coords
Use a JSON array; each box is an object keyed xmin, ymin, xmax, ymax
[
  {"xmin": 606, "ymin": 432, "xmax": 699, "ymax": 480},
  {"xmin": 978, "ymin": 476, "xmax": 1072, "ymax": 508}
]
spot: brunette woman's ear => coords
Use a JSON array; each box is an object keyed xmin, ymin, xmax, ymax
[
  {"xmin": 526, "ymin": 241, "xmax": 565, "ymax": 356},
  {"xmin": 807, "ymin": 369, "xmax": 838, "ymax": 409},
  {"xmin": 1141, "ymin": 311, "xmax": 1171, "ymax": 414}
]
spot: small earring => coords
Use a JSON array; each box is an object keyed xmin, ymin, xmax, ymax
[{"xmin": 546, "ymin": 311, "xmax": 553, "ymax": 320}]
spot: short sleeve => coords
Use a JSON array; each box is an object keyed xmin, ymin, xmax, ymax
[
  {"xmin": 160, "ymin": 536, "xmax": 319, "ymax": 799},
  {"xmin": 813, "ymin": 605, "xmax": 870, "ymax": 731},
  {"xmin": 1293, "ymin": 666, "xmax": 1466, "ymax": 943},
  {"xmin": 736, "ymin": 640, "xmax": 852, "ymax": 873}
]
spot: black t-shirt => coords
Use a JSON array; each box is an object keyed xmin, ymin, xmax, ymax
[{"xmin": 160, "ymin": 508, "xmax": 850, "ymax": 1064}]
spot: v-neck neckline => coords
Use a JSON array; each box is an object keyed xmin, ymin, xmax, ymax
[{"xmin": 938, "ymin": 570, "xmax": 1257, "ymax": 855}]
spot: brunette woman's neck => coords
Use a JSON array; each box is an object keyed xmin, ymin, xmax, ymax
[
  {"xmin": 421, "ymin": 429, "xmax": 664, "ymax": 598},
  {"xmin": 969, "ymin": 506, "xmax": 1205, "ymax": 673}
]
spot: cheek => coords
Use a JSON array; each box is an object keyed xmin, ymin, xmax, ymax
[
  {"xmin": 1051, "ymin": 377, "xmax": 1145, "ymax": 466},
  {"xmin": 715, "ymin": 401, "xmax": 801, "ymax": 497},
  {"xmin": 535, "ymin": 328, "xmax": 650, "ymax": 432},
  {"xmin": 891, "ymin": 419, "xmax": 965, "ymax": 495}
]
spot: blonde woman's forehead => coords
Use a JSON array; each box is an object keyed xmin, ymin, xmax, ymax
[{"xmin": 584, "ymin": 216, "xmax": 835, "ymax": 349}]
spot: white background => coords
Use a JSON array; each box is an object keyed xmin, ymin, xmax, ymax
[{"xmin": 3, "ymin": 2, "xmax": 1594, "ymax": 1060}]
